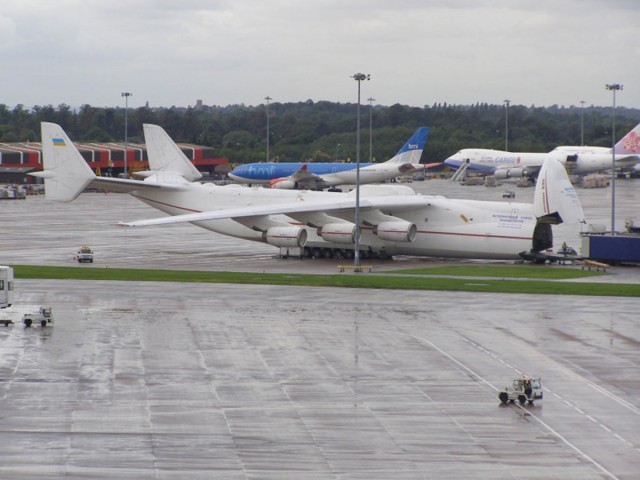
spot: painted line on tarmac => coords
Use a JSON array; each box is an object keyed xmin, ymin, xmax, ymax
[{"xmin": 588, "ymin": 381, "xmax": 640, "ymax": 416}]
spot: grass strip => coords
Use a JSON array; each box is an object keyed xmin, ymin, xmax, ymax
[
  {"xmin": 12, "ymin": 265, "xmax": 640, "ymax": 298},
  {"xmin": 386, "ymin": 265, "xmax": 607, "ymax": 279}
]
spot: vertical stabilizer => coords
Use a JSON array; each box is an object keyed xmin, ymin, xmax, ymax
[
  {"xmin": 34, "ymin": 122, "xmax": 96, "ymax": 201},
  {"xmin": 534, "ymin": 158, "xmax": 585, "ymax": 225},
  {"xmin": 143, "ymin": 124, "xmax": 202, "ymax": 181},
  {"xmin": 614, "ymin": 123, "xmax": 640, "ymax": 155},
  {"xmin": 385, "ymin": 127, "xmax": 430, "ymax": 164}
]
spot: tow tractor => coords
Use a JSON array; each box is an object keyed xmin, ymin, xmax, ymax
[
  {"xmin": 22, "ymin": 306, "xmax": 54, "ymax": 328},
  {"xmin": 1, "ymin": 306, "xmax": 54, "ymax": 327},
  {"xmin": 498, "ymin": 375, "xmax": 543, "ymax": 405}
]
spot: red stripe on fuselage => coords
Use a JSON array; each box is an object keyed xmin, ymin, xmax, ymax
[
  {"xmin": 133, "ymin": 194, "xmax": 202, "ymax": 213},
  {"xmin": 415, "ymin": 230, "xmax": 531, "ymax": 241}
]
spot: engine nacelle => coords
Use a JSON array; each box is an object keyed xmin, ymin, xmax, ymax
[
  {"xmin": 375, "ymin": 221, "xmax": 417, "ymax": 242},
  {"xmin": 264, "ymin": 227, "xmax": 307, "ymax": 247},
  {"xmin": 494, "ymin": 167, "xmax": 526, "ymax": 180},
  {"xmin": 269, "ymin": 179, "xmax": 296, "ymax": 189},
  {"xmin": 318, "ymin": 223, "xmax": 356, "ymax": 244}
]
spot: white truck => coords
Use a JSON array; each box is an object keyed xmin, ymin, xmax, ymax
[
  {"xmin": 77, "ymin": 246, "xmax": 94, "ymax": 263},
  {"xmin": 498, "ymin": 375, "xmax": 543, "ymax": 405}
]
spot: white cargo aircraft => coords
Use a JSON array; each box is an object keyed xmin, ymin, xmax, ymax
[
  {"xmin": 445, "ymin": 123, "xmax": 640, "ymax": 180},
  {"xmin": 32, "ymin": 122, "xmax": 585, "ymax": 261}
]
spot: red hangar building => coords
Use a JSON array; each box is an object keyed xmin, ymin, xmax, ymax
[{"xmin": 0, "ymin": 140, "xmax": 229, "ymax": 184}]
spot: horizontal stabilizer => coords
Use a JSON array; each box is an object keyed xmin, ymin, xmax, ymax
[{"xmin": 143, "ymin": 124, "xmax": 202, "ymax": 181}]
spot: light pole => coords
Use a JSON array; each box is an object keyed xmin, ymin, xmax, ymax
[
  {"xmin": 121, "ymin": 92, "xmax": 132, "ymax": 177},
  {"xmin": 580, "ymin": 100, "xmax": 585, "ymax": 146},
  {"xmin": 606, "ymin": 83, "xmax": 622, "ymax": 235},
  {"xmin": 352, "ymin": 73, "xmax": 370, "ymax": 270},
  {"xmin": 367, "ymin": 97, "xmax": 375, "ymax": 163},
  {"xmin": 265, "ymin": 96, "xmax": 272, "ymax": 162},
  {"xmin": 503, "ymin": 99, "xmax": 510, "ymax": 151}
]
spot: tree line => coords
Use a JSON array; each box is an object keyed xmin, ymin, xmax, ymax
[{"xmin": 1, "ymin": 101, "xmax": 639, "ymax": 165}]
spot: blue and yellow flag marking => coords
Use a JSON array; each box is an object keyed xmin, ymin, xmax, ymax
[{"xmin": 52, "ymin": 137, "xmax": 66, "ymax": 147}]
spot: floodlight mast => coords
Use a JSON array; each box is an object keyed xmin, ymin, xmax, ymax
[
  {"xmin": 265, "ymin": 96, "xmax": 272, "ymax": 162},
  {"xmin": 368, "ymin": 97, "xmax": 375, "ymax": 163},
  {"xmin": 352, "ymin": 73, "xmax": 370, "ymax": 270},
  {"xmin": 605, "ymin": 83, "xmax": 623, "ymax": 235},
  {"xmin": 121, "ymin": 92, "xmax": 132, "ymax": 177},
  {"xmin": 503, "ymin": 99, "xmax": 510, "ymax": 151}
]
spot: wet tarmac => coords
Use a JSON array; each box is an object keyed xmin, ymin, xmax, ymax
[{"xmin": 0, "ymin": 181, "xmax": 639, "ymax": 479}]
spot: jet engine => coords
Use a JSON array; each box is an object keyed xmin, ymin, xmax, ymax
[
  {"xmin": 494, "ymin": 167, "xmax": 526, "ymax": 180},
  {"xmin": 374, "ymin": 221, "xmax": 417, "ymax": 242},
  {"xmin": 269, "ymin": 179, "xmax": 296, "ymax": 189},
  {"xmin": 263, "ymin": 227, "xmax": 307, "ymax": 247},
  {"xmin": 318, "ymin": 223, "xmax": 356, "ymax": 244}
]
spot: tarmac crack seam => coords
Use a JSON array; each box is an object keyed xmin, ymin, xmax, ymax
[{"xmin": 380, "ymin": 328, "xmax": 622, "ymax": 480}]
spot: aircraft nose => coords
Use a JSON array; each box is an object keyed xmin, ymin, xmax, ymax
[{"xmin": 443, "ymin": 158, "xmax": 459, "ymax": 168}]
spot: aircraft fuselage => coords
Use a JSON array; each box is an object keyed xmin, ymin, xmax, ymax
[{"xmin": 132, "ymin": 184, "xmax": 536, "ymax": 260}]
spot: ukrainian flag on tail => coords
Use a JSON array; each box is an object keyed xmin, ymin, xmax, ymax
[{"xmin": 52, "ymin": 137, "xmax": 65, "ymax": 147}]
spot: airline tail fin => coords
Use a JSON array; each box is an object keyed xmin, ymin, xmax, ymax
[
  {"xmin": 31, "ymin": 122, "xmax": 96, "ymax": 201},
  {"xmin": 614, "ymin": 123, "xmax": 640, "ymax": 155},
  {"xmin": 386, "ymin": 127, "xmax": 430, "ymax": 164},
  {"xmin": 534, "ymin": 158, "xmax": 585, "ymax": 225},
  {"xmin": 143, "ymin": 124, "xmax": 202, "ymax": 181}
]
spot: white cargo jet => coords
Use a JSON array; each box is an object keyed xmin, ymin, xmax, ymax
[
  {"xmin": 32, "ymin": 123, "xmax": 585, "ymax": 261},
  {"xmin": 445, "ymin": 123, "xmax": 640, "ymax": 180}
]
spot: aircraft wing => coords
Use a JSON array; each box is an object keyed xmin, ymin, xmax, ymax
[
  {"xmin": 616, "ymin": 154, "xmax": 640, "ymax": 167},
  {"xmin": 30, "ymin": 164, "xmax": 191, "ymax": 195},
  {"xmin": 120, "ymin": 195, "xmax": 432, "ymax": 227},
  {"xmin": 89, "ymin": 176, "xmax": 189, "ymax": 194},
  {"xmin": 268, "ymin": 164, "xmax": 326, "ymax": 189},
  {"xmin": 288, "ymin": 165, "xmax": 327, "ymax": 186},
  {"xmin": 424, "ymin": 162, "xmax": 442, "ymax": 169}
]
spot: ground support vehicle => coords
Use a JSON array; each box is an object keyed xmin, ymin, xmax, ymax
[
  {"xmin": 498, "ymin": 375, "xmax": 542, "ymax": 405},
  {"xmin": 76, "ymin": 246, "xmax": 94, "ymax": 263},
  {"xmin": 0, "ymin": 306, "xmax": 54, "ymax": 327},
  {"xmin": 22, "ymin": 307, "xmax": 54, "ymax": 327}
]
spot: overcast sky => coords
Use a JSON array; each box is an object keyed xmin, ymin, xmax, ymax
[{"xmin": 1, "ymin": 0, "xmax": 638, "ymax": 110}]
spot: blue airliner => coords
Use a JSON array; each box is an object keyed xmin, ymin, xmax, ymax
[{"xmin": 228, "ymin": 127, "xmax": 432, "ymax": 190}]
